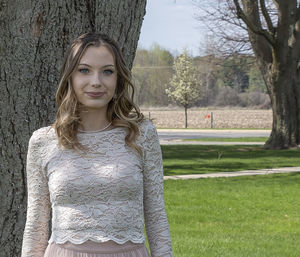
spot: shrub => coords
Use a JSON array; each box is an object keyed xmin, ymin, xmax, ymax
[{"xmin": 214, "ymin": 87, "xmax": 242, "ymax": 106}]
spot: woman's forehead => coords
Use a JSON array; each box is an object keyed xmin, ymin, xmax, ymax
[{"xmin": 79, "ymin": 45, "xmax": 115, "ymax": 66}]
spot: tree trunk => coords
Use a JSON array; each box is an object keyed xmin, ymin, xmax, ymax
[
  {"xmin": 262, "ymin": 61, "xmax": 300, "ymax": 148},
  {"xmin": 184, "ymin": 106, "xmax": 188, "ymax": 128},
  {"xmin": 0, "ymin": 1, "xmax": 146, "ymax": 256},
  {"xmin": 238, "ymin": 0, "xmax": 300, "ymax": 148}
]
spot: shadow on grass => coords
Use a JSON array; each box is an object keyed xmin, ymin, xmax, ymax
[
  {"xmin": 213, "ymin": 172, "xmax": 300, "ymax": 186},
  {"xmin": 161, "ymin": 145, "xmax": 300, "ymax": 176},
  {"xmin": 164, "ymin": 162, "xmax": 256, "ymax": 176}
]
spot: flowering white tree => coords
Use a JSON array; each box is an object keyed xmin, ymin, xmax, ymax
[{"xmin": 166, "ymin": 50, "xmax": 200, "ymax": 128}]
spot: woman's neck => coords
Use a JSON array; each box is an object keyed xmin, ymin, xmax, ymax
[{"xmin": 79, "ymin": 109, "xmax": 110, "ymax": 132}]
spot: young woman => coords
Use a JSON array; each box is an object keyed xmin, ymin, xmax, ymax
[{"xmin": 21, "ymin": 32, "xmax": 173, "ymax": 257}]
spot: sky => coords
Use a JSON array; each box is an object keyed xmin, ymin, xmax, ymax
[{"xmin": 138, "ymin": 0, "xmax": 208, "ymax": 56}]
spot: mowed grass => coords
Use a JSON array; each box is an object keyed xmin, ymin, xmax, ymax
[
  {"xmin": 183, "ymin": 137, "xmax": 269, "ymax": 142},
  {"xmin": 161, "ymin": 145, "xmax": 300, "ymax": 176},
  {"xmin": 164, "ymin": 173, "xmax": 300, "ymax": 257}
]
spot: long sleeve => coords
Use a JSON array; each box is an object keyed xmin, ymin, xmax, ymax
[
  {"xmin": 22, "ymin": 130, "xmax": 51, "ymax": 257},
  {"xmin": 142, "ymin": 122, "xmax": 173, "ymax": 257}
]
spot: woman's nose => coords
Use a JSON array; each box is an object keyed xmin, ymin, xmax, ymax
[{"xmin": 91, "ymin": 72, "xmax": 102, "ymax": 87}]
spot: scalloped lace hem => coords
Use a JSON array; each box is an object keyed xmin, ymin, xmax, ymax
[{"xmin": 48, "ymin": 235, "xmax": 145, "ymax": 245}]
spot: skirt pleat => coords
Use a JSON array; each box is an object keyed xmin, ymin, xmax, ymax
[{"xmin": 43, "ymin": 240, "xmax": 150, "ymax": 257}]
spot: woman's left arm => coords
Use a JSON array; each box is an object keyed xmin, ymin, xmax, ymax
[
  {"xmin": 142, "ymin": 121, "xmax": 173, "ymax": 257},
  {"xmin": 22, "ymin": 130, "xmax": 51, "ymax": 257}
]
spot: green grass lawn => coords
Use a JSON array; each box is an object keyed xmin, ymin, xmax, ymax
[
  {"xmin": 164, "ymin": 173, "xmax": 300, "ymax": 257},
  {"xmin": 161, "ymin": 145, "xmax": 300, "ymax": 176},
  {"xmin": 183, "ymin": 137, "xmax": 269, "ymax": 142}
]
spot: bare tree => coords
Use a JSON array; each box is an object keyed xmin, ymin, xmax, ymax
[
  {"xmin": 195, "ymin": 0, "xmax": 300, "ymax": 148},
  {"xmin": 0, "ymin": 1, "xmax": 146, "ymax": 256}
]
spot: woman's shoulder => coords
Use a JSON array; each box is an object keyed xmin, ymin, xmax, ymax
[
  {"xmin": 138, "ymin": 119, "xmax": 157, "ymax": 134},
  {"xmin": 32, "ymin": 125, "xmax": 55, "ymax": 137},
  {"xmin": 29, "ymin": 125, "xmax": 56, "ymax": 146},
  {"xmin": 27, "ymin": 126, "xmax": 57, "ymax": 165},
  {"xmin": 137, "ymin": 119, "xmax": 159, "ymax": 143}
]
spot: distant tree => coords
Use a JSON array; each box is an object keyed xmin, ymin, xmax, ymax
[
  {"xmin": 194, "ymin": 37, "xmax": 220, "ymax": 107},
  {"xmin": 218, "ymin": 54, "xmax": 250, "ymax": 93},
  {"xmin": 194, "ymin": 55, "xmax": 219, "ymax": 106},
  {"xmin": 248, "ymin": 65, "xmax": 267, "ymax": 93},
  {"xmin": 195, "ymin": 0, "xmax": 300, "ymax": 148},
  {"xmin": 215, "ymin": 86, "xmax": 241, "ymax": 106},
  {"xmin": 132, "ymin": 43, "xmax": 173, "ymax": 106},
  {"xmin": 197, "ymin": 36, "xmax": 254, "ymax": 106},
  {"xmin": 166, "ymin": 50, "xmax": 200, "ymax": 128}
]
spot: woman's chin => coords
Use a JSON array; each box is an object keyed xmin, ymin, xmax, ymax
[{"xmin": 80, "ymin": 104, "xmax": 109, "ymax": 112}]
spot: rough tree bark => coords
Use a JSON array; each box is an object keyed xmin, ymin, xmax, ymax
[
  {"xmin": 233, "ymin": 0, "xmax": 300, "ymax": 148},
  {"xmin": 0, "ymin": 0, "xmax": 146, "ymax": 256}
]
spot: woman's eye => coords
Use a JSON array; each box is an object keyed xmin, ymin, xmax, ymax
[
  {"xmin": 103, "ymin": 69, "xmax": 114, "ymax": 75},
  {"xmin": 79, "ymin": 68, "xmax": 89, "ymax": 74}
]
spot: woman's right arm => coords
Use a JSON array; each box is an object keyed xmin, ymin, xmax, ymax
[{"xmin": 22, "ymin": 130, "xmax": 51, "ymax": 257}]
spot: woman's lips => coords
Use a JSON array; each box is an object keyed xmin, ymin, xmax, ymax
[{"xmin": 86, "ymin": 92, "xmax": 105, "ymax": 97}]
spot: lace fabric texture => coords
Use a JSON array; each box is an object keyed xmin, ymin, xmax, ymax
[{"xmin": 21, "ymin": 120, "xmax": 173, "ymax": 257}]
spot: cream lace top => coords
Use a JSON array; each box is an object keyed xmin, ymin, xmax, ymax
[{"xmin": 21, "ymin": 120, "xmax": 173, "ymax": 257}]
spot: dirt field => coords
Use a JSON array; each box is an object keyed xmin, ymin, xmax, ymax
[{"xmin": 141, "ymin": 108, "xmax": 272, "ymax": 129}]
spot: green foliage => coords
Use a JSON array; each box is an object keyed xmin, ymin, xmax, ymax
[
  {"xmin": 218, "ymin": 54, "xmax": 251, "ymax": 92},
  {"xmin": 149, "ymin": 43, "xmax": 173, "ymax": 66},
  {"xmin": 132, "ymin": 43, "xmax": 173, "ymax": 106},
  {"xmin": 248, "ymin": 65, "xmax": 267, "ymax": 93},
  {"xmin": 132, "ymin": 43, "xmax": 268, "ymax": 108},
  {"xmin": 165, "ymin": 49, "xmax": 200, "ymax": 108},
  {"xmin": 193, "ymin": 55, "xmax": 219, "ymax": 106}
]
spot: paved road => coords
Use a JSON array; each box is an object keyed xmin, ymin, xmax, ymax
[{"xmin": 157, "ymin": 129, "xmax": 270, "ymax": 141}]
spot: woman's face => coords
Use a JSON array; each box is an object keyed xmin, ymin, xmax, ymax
[{"xmin": 71, "ymin": 45, "xmax": 117, "ymax": 113}]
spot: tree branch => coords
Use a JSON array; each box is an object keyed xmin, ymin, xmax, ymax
[
  {"xmin": 194, "ymin": 1, "xmax": 252, "ymax": 55},
  {"xmin": 260, "ymin": 0, "xmax": 275, "ymax": 34},
  {"xmin": 233, "ymin": 0, "xmax": 275, "ymax": 46}
]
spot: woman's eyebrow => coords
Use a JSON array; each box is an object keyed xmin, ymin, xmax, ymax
[
  {"xmin": 78, "ymin": 63, "xmax": 92, "ymax": 67},
  {"xmin": 78, "ymin": 63, "xmax": 115, "ymax": 68}
]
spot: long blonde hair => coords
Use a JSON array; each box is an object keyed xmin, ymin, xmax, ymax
[{"xmin": 52, "ymin": 32, "xmax": 144, "ymax": 154}]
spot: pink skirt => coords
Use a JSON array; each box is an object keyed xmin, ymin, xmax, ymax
[{"xmin": 43, "ymin": 240, "xmax": 150, "ymax": 257}]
